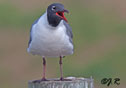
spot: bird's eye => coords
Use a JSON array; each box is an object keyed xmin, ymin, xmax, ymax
[{"xmin": 52, "ymin": 6, "xmax": 56, "ymax": 11}]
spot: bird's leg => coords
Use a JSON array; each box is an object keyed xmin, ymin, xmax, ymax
[
  {"xmin": 59, "ymin": 56, "xmax": 64, "ymax": 80},
  {"xmin": 32, "ymin": 57, "xmax": 47, "ymax": 83},
  {"xmin": 42, "ymin": 57, "xmax": 47, "ymax": 81}
]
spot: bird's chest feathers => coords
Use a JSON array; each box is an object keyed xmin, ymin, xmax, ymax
[
  {"xmin": 43, "ymin": 26, "xmax": 66, "ymax": 43},
  {"xmin": 34, "ymin": 22, "xmax": 69, "ymax": 48}
]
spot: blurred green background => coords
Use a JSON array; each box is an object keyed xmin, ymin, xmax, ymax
[{"xmin": 0, "ymin": 0, "xmax": 126, "ymax": 88}]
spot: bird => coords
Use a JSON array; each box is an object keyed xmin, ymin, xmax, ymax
[{"xmin": 27, "ymin": 3, "xmax": 73, "ymax": 81}]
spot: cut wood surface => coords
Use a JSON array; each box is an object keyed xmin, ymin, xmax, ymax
[{"xmin": 28, "ymin": 77, "xmax": 94, "ymax": 88}]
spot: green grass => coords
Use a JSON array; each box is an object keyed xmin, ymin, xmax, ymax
[
  {"xmin": 64, "ymin": 43, "xmax": 126, "ymax": 80},
  {"xmin": 0, "ymin": 3, "xmax": 44, "ymax": 28}
]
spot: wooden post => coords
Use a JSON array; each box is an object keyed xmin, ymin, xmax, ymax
[{"xmin": 28, "ymin": 77, "xmax": 94, "ymax": 88}]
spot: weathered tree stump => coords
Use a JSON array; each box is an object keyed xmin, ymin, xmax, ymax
[{"xmin": 28, "ymin": 77, "xmax": 94, "ymax": 88}]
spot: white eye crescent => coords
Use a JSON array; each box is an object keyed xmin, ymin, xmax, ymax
[{"xmin": 52, "ymin": 6, "xmax": 56, "ymax": 11}]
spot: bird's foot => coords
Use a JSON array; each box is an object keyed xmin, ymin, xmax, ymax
[
  {"xmin": 41, "ymin": 77, "xmax": 48, "ymax": 81},
  {"xmin": 60, "ymin": 77, "xmax": 72, "ymax": 81},
  {"xmin": 32, "ymin": 78, "xmax": 48, "ymax": 83},
  {"xmin": 60, "ymin": 77, "xmax": 64, "ymax": 81}
]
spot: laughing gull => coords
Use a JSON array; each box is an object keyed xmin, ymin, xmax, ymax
[{"xmin": 27, "ymin": 3, "xmax": 73, "ymax": 81}]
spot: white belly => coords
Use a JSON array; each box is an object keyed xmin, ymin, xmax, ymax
[{"xmin": 27, "ymin": 20, "xmax": 73, "ymax": 57}]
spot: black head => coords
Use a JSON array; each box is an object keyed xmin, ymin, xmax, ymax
[{"xmin": 47, "ymin": 3, "xmax": 69, "ymax": 27}]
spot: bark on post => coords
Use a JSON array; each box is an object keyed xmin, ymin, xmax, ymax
[{"xmin": 28, "ymin": 77, "xmax": 94, "ymax": 88}]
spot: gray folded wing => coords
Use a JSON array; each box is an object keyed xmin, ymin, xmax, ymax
[
  {"xmin": 28, "ymin": 18, "xmax": 40, "ymax": 47},
  {"xmin": 63, "ymin": 21, "xmax": 73, "ymax": 44}
]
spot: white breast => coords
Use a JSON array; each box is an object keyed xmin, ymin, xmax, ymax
[{"xmin": 27, "ymin": 12, "xmax": 73, "ymax": 57}]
